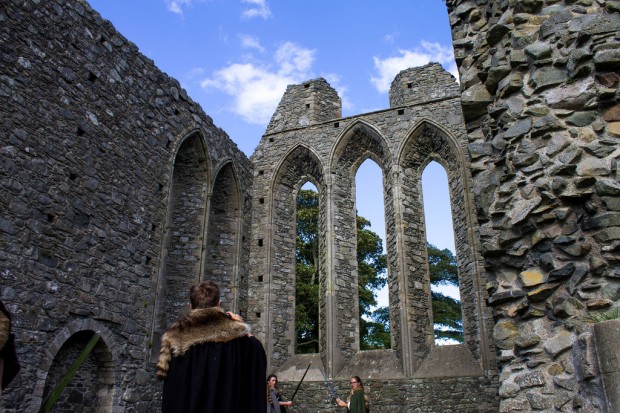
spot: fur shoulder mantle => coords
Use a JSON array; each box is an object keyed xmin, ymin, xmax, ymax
[{"xmin": 156, "ymin": 307, "xmax": 251, "ymax": 378}]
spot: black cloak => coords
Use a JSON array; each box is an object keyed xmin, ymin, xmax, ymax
[{"xmin": 157, "ymin": 307, "xmax": 266, "ymax": 413}]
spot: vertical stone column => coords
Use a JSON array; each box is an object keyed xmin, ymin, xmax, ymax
[{"xmin": 594, "ymin": 319, "xmax": 620, "ymax": 412}]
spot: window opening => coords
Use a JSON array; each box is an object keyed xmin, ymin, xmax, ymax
[
  {"xmin": 295, "ymin": 181, "xmax": 320, "ymax": 353},
  {"xmin": 355, "ymin": 160, "xmax": 390, "ymax": 349},
  {"xmin": 422, "ymin": 161, "xmax": 463, "ymax": 345}
]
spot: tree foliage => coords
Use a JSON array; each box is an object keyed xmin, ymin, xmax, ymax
[
  {"xmin": 356, "ymin": 215, "xmax": 390, "ymax": 350},
  {"xmin": 427, "ymin": 243, "xmax": 463, "ymax": 343},
  {"xmin": 295, "ymin": 189, "xmax": 390, "ymax": 352},
  {"xmin": 295, "ymin": 190, "xmax": 320, "ymax": 353},
  {"xmin": 294, "ymin": 189, "xmax": 463, "ymax": 351}
]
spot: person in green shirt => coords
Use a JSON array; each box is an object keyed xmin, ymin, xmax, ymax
[{"xmin": 336, "ymin": 376, "xmax": 369, "ymax": 413}]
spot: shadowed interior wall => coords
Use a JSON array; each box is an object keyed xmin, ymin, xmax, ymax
[
  {"xmin": 156, "ymin": 134, "xmax": 209, "ymax": 333},
  {"xmin": 204, "ymin": 162, "xmax": 241, "ymax": 308},
  {"xmin": 42, "ymin": 331, "xmax": 114, "ymax": 413}
]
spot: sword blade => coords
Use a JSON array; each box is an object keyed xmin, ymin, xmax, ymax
[
  {"xmin": 317, "ymin": 366, "xmax": 338, "ymax": 400},
  {"xmin": 291, "ymin": 363, "xmax": 311, "ymax": 401}
]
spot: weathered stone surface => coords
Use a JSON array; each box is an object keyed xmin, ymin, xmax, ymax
[
  {"xmin": 508, "ymin": 196, "xmax": 542, "ymax": 225},
  {"xmin": 499, "ymin": 396, "xmax": 530, "ymax": 412},
  {"xmin": 489, "ymin": 290, "xmax": 527, "ymax": 305},
  {"xmin": 515, "ymin": 331, "xmax": 541, "ymax": 349},
  {"xmin": 526, "ymin": 391, "xmax": 552, "ymax": 410},
  {"xmin": 586, "ymin": 298, "xmax": 613, "ymax": 310},
  {"xmin": 519, "ymin": 269, "xmax": 546, "ymax": 287},
  {"xmin": 461, "ymin": 84, "xmax": 492, "ymax": 119},
  {"xmin": 527, "ymin": 283, "xmax": 560, "ymax": 301},
  {"xmin": 514, "ymin": 371, "xmax": 546, "ymax": 388},
  {"xmin": 552, "ymin": 295, "xmax": 584, "ymax": 318},
  {"xmin": 499, "ymin": 381, "xmax": 520, "ymax": 398},
  {"xmin": 529, "ymin": 67, "xmax": 568, "ymax": 91},
  {"xmin": 582, "ymin": 212, "xmax": 620, "ymax": 230},
  {"xmin": 495, "ymin": 320, "xmax": 519, "ymax": 349},
  {"xmin": 603, "ymin": 104, "xmax": 620, "ymax": 121},
  {"xmin": 566, "ymin": 111, "xmax": 597, "ymax": 127},
  {"xmin": 609, "ymin": 122, "xmax": 620, "ymax": 136},
  {"xmin": 544, "ymin": 331, "xmax": 575, "ymax": 358},
  {"xmin": 576, "ymin": 157, "xmax": 610, "ymax": 176},
  {"xmin": 525, "ymin": 42, "xmax": 552, "ymax": 60},
  {"xmin": 594, "ymin": 48, "xmax": 620, "ymax": 69},
  {"xmin": 596, "ymin": 178, "xmax": 620, "ymax": 196},
  {"xmin": 593, "ymin": 227, "xmax": 620, "ymax": 243}
]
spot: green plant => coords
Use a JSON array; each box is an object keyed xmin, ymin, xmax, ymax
[
  {"xmin": 585, "ymin": 306, "xmax": 618, "ymax": 324},
  {"xmin": 40, "ymin": 333, "xmax": 100, "ymax": 413}
]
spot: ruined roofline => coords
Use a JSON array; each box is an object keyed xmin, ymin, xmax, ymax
[
  {"xmin": 261, "ymin": 93, "xmax": 462, "ymax": 138},
  {"xmin": 265, "ymin": 63, "xmax": 460, "ymax": 135}
]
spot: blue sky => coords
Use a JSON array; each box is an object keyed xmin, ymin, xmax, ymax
[
  {"xmin": 87, "ymin": 0, "xmax": 460, "ymax": 304},
  {"xmin": 88, "ymin": 0, "xmax": 457, "ymax": 157}
]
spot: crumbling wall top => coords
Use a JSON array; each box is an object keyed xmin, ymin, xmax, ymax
[
  {"xmin": 265, "ymin": 78, "xmax": 341, "ymax": 134},
  {"xmin": 389, "ymin": 62, "xmax": 460, "ymax": 108}
]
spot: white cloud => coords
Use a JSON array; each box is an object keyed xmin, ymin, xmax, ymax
[
  {"xmin": 201, "ymin": 42, "xmax": 315, "ymax": 124},
  {"xmin": 241, "ymin": 0, "xmax": 272, "ymax": 19},
  {"xmin": 165, "ymin": 0, "xmax": 194, "ymax": 16},
  {"xmin": 239, "ymin": 34, "xmax": 265, "ymax": 52},
  {"xmin": 370, "ymin": 42, "xmax": 458, "ymax": 93},
  {"xmin": 383, "ymin": 33, "xmax": 397, "ymax": 44}
]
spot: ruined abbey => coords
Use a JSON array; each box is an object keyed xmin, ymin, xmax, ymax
[{"xmin": 1, "ymin": 0, "xmax": 619, "ymax": 411}]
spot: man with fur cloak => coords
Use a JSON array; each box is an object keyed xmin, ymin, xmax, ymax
[{"xmin": 157, "ymin": 281, "xmax": 266, "ymax": 412}]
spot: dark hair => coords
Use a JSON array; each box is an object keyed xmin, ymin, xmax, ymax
[
  {"xmin": 352, "ymin": 376, "xmax": 363, "ymax": 387},
  {"xmin": 190, "ymin": 281, "xmax": 220, "ymax": 309},
  {"xmin": 267, "ymin": 374, "xmax": 278, "ymax": 383}
]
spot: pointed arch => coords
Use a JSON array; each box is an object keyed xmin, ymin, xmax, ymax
[
  {"xmin": 203, "ymin": 159, "xmax": 243, "ymax": 310},
  {"xmin": 397, "ymin": 119, "xmax": 491, "ymax": 372},
  {"xmin": 265, "ymin": 144, "xmax": 326, "ymax": 368},
  {"xmin": 150, "ymin": 129, "xmax": 211, "ymax": 359},
  {"xmin": 330, "ymin": 119, "xmax": 390, "ymax": 171},
  {"xmin": 327, "ymin": 119, "xmax": 400, "ymax": 371}
]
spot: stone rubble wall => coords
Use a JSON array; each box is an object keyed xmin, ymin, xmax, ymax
[
  {"xmin": 275, "ymin": 377, "xmax": 498, "ymax": 413},
  {"xmin": 445, "ymin": 0, "xmax": 620, "ymax": 411},
  {"xmin": 0, "ymin": 0, "xmax": 252, "ymax": 411}
]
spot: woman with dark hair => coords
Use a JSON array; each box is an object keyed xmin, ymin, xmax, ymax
[
  {"xmin": 267, "ymin": 374, "xmax": 292, "ymax": 413},
  {"xmin": 336, "ymin": 376, "xmax": 369, "ymax": 413}
]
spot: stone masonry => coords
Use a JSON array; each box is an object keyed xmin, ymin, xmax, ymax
[
  {"xmin": 0, "ymin": 1, "xmax": 252, "ymax": 411},
  {"xmin": 0, "ymin": 0, "xmax": 618, "ymax": 412},
  {"xmin": 248, "ymin": 65, "xmax": 496, "ymax": 411},
  {"xmin": 446, "ymin": 0, "xmax": 620, "ymax": 411}
]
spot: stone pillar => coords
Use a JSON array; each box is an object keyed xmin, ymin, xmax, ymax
[{"xmin": 594, "ymin": 318, "xmax": 620, "ymax": 412}]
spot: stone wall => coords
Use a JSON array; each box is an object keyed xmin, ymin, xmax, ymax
[
  {"xmin": 4, "ymin": 0, "xmax": 619, "ymax": 411},
  {"xmin": 274, "ymin": 376, "xmax": 498, "ymax": 413},
  {"xmin": 445, "ymin": 0, "xmax": 620, "ymax": 411},
  {"xmin": 0, "ymin": 1, "xmax": 252, "ymax": 411},
  {"xmin": 250, "ymin": 65, "xmax": 498, "ymax": 409}
]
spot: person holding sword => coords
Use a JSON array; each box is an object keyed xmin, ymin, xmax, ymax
[{"xmin": 336, "ymin": 376, "xmax": 369, "ymax": 413}]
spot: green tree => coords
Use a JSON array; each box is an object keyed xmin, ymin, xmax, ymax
[
  {"xmin": 427, "ymin": 243, "xmax": 463, "ymax": 343},
  {"xmin": 295, "ymin": 189, "xmax": 390, "ymax": 352},
  {"xmin": 294, "ymin": 189, "xmax": 463, "ymax": 351},
  {"xmin": 356, "ymin": 215, "xmax": 390, "ymax": 350},
  {"xmin": 295, "ymin": 189, "xmax": 320, "ymax": 353}
]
